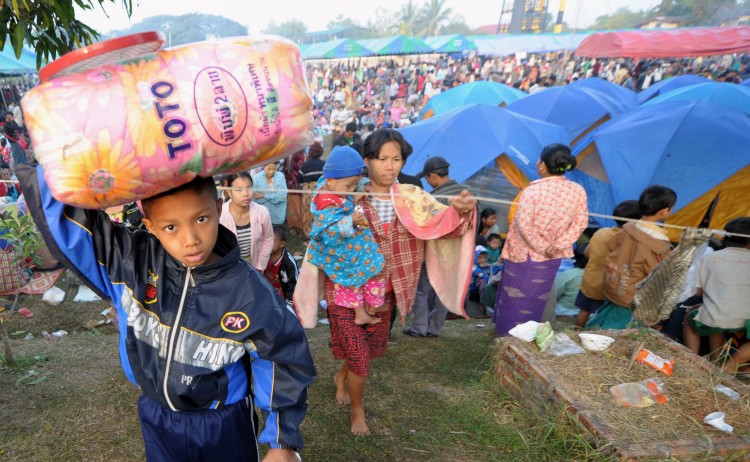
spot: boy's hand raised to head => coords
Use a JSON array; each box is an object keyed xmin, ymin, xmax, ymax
[
  {"xmin": 262, "ymin": 448, "xmax": 300, "ymax": 462},
  {"xmin": 449, "ymin": 190, "xmax": 477, "ymax": 216}
]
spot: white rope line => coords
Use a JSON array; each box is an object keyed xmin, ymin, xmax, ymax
[{"xmin": 217, "ymin": 185, "xmax": 750, "ymax": 239}]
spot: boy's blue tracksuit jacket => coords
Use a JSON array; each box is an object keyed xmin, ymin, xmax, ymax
[{"xmin": 18, "ymin": 162, "xmax": 316, "ymax": 451}]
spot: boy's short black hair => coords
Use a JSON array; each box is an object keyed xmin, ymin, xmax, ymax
[
  {"xmin": 141, "ymin": 176, "xmax": 217, "ymax": 217},
  {"xmin": 273, "ymin": 224, "xmax": 287, "ymax": 242},
  {"xmin": 638, "ymin": 185, "xmax": 677, "ymax": 217},
  {"xmin": 612, "ymin": 200, "xmax": 641, "ymax": 227},
  {"xmin": 724, "ymin": 217, "xmax": 750, "ymax": 248},
  {"xmin": 487, "ymin": 233, "xmax": 502, "ymax": 242},
  {"xmin": 345, "ymin": 122, "xmax": 357, "ymax": 133}
]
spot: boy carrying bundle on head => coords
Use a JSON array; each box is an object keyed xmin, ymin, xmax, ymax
[{"xmin": 19, "ymin": 163, "xmax": 315, "ymax": 462}]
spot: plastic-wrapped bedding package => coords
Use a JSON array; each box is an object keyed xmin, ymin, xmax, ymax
[{"xmin": 22, "ymin": 33, "xmax": 314, "ymax": 209}]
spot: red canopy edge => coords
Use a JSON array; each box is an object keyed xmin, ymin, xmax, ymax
[{"xmin": 575, "ymin": 26, "xmax": 750, "ymax": 58}]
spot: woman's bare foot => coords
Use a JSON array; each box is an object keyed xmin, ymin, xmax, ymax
[
  {"xmin": 353, "ymin": 309, "xmax": 381, "ymax": 326},
  {"xmin": 334, "ymin": 371, "xmax": 350, "ymax": 405},
  {"xmin": 350, "ymin": 407, "xmax": 370, "ymax": 436}
]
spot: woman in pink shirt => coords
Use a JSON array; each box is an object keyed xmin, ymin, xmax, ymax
[
  {"xmin": 219, "ymin": 172, "xmax": 274, "ymax": 272},
  {"xmin": 494, "ymin": 144, "xmax": 588, "ymax": 336}
]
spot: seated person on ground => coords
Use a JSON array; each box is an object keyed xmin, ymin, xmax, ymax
[
  {"xmin": 485, "ymin": 233, "xmax": 502, "ymax": 264},
  {"xmin": 683, "ymin": 217, "xmax": 750, "ymax": 371},
  {"xmin": 469, "ymin": 246, "xmax": 491, "ymax": 302},
  {"xmin": 555, "ymin": 247, "xmax": 587, "ymax": 317}
]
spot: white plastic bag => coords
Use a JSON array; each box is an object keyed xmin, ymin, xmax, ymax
[
  {"xmin": 42, "ymin": 286, "xmax": 66, "ymax": 305},
  {"xmin": 508, "ymin": 320, "xmax": 540, "ymax": 342},
  {"xmin": 546, "ymin": 333, "xmax": 586, "ymax": 357},
  {"xmin": 611, "ymin": 378, "xmax": 668, "ymax": 407},
  {"xmin": 74, "ymin": 286, "xmax": 101, "ymax": 302}
]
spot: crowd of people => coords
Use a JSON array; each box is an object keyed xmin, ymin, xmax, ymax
[
  {"xmin": 3, "ymin": 46, "xmax": 750, "ymax": 461},
  {"xmin": 305, "ymin": 52, "xmax": 749, "ymax": 135}
]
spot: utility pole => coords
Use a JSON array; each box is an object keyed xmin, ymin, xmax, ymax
[
  {"xmin": 164, "ymin": 22, "xmax": 172, "ymax": 47},
  {"xmin": 497, "ymin": 0, "xmax": 508, "ymax": 34},
  {"xmin": 554, "ymin": 0, "xmax": 567, "ymax": 33}
]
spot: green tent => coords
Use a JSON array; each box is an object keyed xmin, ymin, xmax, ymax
[
  {"xmin": 356, "ymin": 35, "xmax": 433, "ymax": 55},
  {"xmin": 302, "ymin": 38, "xmax": 375, "ymax": 59},
  {"xmin": 423, "ymin": 35, "xmax": 476, "ymax": 53}
]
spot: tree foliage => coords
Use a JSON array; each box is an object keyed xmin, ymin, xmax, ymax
[
  {"xmin": 108, "ymin": 14, "xmax": 247, "ymax": 46},
  {"xmin": 263, "ymin": 18, "xmax": 307, "ymax": 44},
  {"xmin": 593, "ymin": 0, "xmax": 749, "ymax": 30},
  {"xmin": 0, "ymin": 0, "xmax": 132, "ymax": 69},
  {"xmin": 592, "ymin": 7, "xmax": 650, "ymax": 30},
  {"xmin": 419, "ymin": 0, "xmax": 453, "ymax": 37},
  {"xmin": 318, "ymin": 0, "xmax": 469, "ymax": 41}
]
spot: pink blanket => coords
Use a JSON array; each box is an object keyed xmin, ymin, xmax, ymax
[{"xmin": 294, "ymin": 184, "xmax": 475, "ymax": 328}]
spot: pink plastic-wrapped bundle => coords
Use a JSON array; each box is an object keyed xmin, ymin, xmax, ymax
[{"xmin": 23, "ymin": 32, "xmax": 314, "ymax": 209}]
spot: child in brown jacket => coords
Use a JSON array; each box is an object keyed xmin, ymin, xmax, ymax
[{"xmin": 586, "ymin": 185, "xmax": 676, "ymax": 330}]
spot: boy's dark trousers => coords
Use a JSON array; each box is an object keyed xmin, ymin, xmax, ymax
[{"xmin": 138, "ymin": 394, "xmax": 260, "ymax": 461}]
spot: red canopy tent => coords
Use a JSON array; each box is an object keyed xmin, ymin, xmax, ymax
[{"xmin": 576, "ymin": 26, "xmax": 750, "ymax": 58}]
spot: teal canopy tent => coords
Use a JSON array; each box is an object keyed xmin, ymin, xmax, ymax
[
  {"xmin": 0, "ymin": 46, "xmax": 37, "ymax": 73},
  {"xmin": 301, "ymin": 38, "xmax": 375, "ymax": 59},
  {"xmin": 423, "ymin": 35, "xmax": 476, "ymax": 53},
  {"xmin": 357, "ymin": 35, "xmax": 433, "ymax": 55}
]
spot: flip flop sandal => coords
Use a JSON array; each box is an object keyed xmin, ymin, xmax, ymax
[{"xmin": 17, "ymin": 307, "xmax": 33, "ymax": 318}]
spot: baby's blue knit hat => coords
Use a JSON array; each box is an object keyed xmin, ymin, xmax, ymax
[{"xmin": 323, "ymin": 146, "xmax": 366, "ymax": 179}]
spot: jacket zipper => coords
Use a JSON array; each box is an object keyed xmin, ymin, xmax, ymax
[{"xmin": 163, "ymin": 267, "xmax": 193, "ymax": 411}]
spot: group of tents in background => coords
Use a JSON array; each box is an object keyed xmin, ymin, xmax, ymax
[
  {"xmin": 398, "ymin": 77, "xmax": 750, "ymax": 238},
  {"xmin": 301, "ymin": 26, "xmax": 750, "ymax": 60}
]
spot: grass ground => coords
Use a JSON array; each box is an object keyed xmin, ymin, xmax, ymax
[{"xmin": 0, "ymin": 244, "xmax": 615, "ymax": 461}]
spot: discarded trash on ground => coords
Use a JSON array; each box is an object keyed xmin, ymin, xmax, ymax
[
  {"xmin": 704, "ymin": 411, "xmax": 733, "ymax": 433},
  {"xmin": 74, "ymin": 286, "xmax": 101, "ymax": 302},
  {"xmin": 714, "ymin": 384, "xmax": 741, "ymax": 401},
  {"xmin": 611, "ymin": 377, "xmax": 668, "ymax": 408},
  {"xmin": 633, "ymin": 347, "xmax": 674, "ymax": 376},
  {"xmin": 85, "ymin": 307, "xmax": 116, "ymax": 329},
  {"xmin": 508, "ymin": 320, "xmax": 540, "ymax": 342},
  {"xmin": 42, "ymin": 286, "xmax": 66, "ymax": 305}
]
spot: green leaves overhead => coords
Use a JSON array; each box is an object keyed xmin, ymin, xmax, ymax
[{"xmin": 0, "ymin": 0, "xmax": 133, "ymax": 68}]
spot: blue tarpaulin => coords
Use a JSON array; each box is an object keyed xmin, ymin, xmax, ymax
[
  {"xmin": 471, "ymin": 32, "xmax": 592, "ymax": 56},
  {"xmin": 506, "ymin": 82, "xmax": 637, "ymax": 143},
  {"xmin": 400, "ymin": 104, "xmax": 569, "ymax": 189},
  {"xmin": 638, "ymin": 74, "xmax": 710, "ymax": 103},
  {"xmin": 418, "ymin": 81, "xmax": 526, "ymax": 120},
  {"xmin": 573, "ymin": 100, "xmax": 750, "ymax": 223},
  {"xmin": 644, "ymin": 81, "xmax": 750, "ymax": 116}
]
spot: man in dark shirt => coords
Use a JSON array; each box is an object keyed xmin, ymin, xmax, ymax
[
  {"xmin": 333, "ymin": 122, "xmax": 361, "ymax": 148},
  {"xmin": 403, "ymin": 156, "xmax": 472, "ymax": 338}
]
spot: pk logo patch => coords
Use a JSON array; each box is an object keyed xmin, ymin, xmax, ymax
[{"xmin": 221, "ymin": 312, "xmax": 250, "ymax": 334}]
